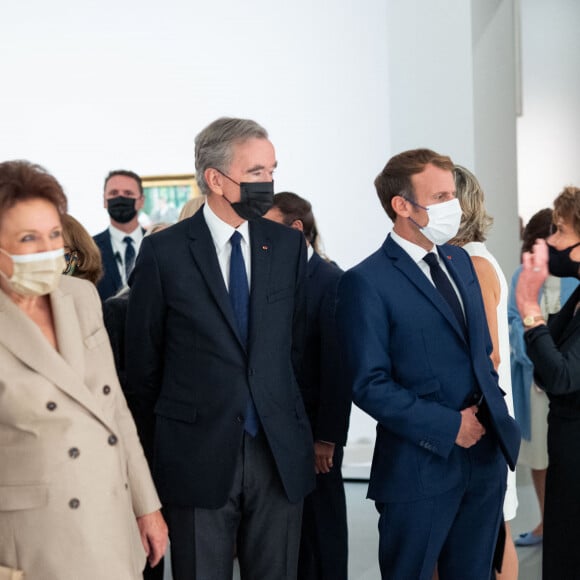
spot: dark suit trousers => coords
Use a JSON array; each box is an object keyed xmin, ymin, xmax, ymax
[
  {"xmin": 165, "ymin": 430, "xmax": 303, "ymax": 580},
  {"xmin": 376, "ymin": 435, "xmax": 506, "ymax": 580},
  {"xmin": 298, "ymin": 446, "xmax": 348, "ymax": 580}
]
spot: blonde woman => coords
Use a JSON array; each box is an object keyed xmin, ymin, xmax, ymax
[{"xmin": 449, "ymin": 165, "xmax": 518, "ymax": 580}]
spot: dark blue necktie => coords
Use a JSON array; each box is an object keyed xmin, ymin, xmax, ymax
[
  {"xmin": 229, "ymin": 231, "xmax": 259, "ymax": 436},
  {"xmin": 123, "ymin": 236, "xmax": 136, "ymax": 282},
  {"xmin": 423, "ymin": 252, "xmax": 466, "ymax": 333}
]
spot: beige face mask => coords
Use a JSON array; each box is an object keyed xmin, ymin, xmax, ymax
[{"xmin": 0, "ymin": 248, "xmax": 66, "ymax": 297}]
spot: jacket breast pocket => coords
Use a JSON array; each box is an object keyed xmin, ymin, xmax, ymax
[
  {"xmin": 84, "ymin": 327, "xmax": 109, "ymax": 350},
  {"xmin": 267, "ymin": 286, "xmax": 293, "ymax": 303},
  {"xmin": 154, "ymin": 397, "xmax": 197, "ymax": 424},
  {"xmin": 0, "ymin": 485, "xmax": 48, "ymax": 512}
]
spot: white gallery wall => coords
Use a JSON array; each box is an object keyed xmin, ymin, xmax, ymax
[
  {"xmin": 0, "ymin": 0, "xmax": 390, "ymax": 270},
  {"xmin": 517, "ymin": 0, "xmax": 580, "ymax": 223}
]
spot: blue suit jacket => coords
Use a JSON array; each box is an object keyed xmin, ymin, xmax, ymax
[
  {"xmin": 125, "ymin": 211, "xmax": 315, "ymax": 509},
  {"xmin": 93, "ymin": 229, "xmax": 122, "ymax": 301},
  {"xmin": 336, "ymin": 234, "xmax": 520, "ymax": 503},
  {"xmin": 299, "ymin": 253, "xmax": 351, "ymax": 445}
]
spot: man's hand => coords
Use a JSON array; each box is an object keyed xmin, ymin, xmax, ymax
[
  {"xmin": 314, "ymin": 441, "xmax": 336, "ymax": 474},
  {"xmin": 137, "ymin": 509, "xmax": 168, "ymax": 568},
  {"xmin": 455, "ymin": 405, "xmax": 486, "ymax": 448}
]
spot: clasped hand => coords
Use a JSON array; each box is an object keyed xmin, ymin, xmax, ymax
[{"xmin": 455, "ymin": 405, "xmax": 486, "ymax": 448}]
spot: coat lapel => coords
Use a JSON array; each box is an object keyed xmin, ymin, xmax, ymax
[
  {"xmin": 187, "ymin": 212, "xmax": 244, "ymax": 349},
  {"xmin": 0, "ymin": 287, "xmax": 115, "ymax": 431},
  {"xmin": 384, "ymin": 236, "xmax": 467, "ymax": 342},
  {"xmin": 248, "ymin": 220, "xmax": 272, "ymax": 352},
  {"xmin": 551, "ymin": 286, "xmax": 580, "ymax": 345}
]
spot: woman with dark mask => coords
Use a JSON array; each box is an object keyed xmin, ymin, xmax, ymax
[{"xmin": 515, "ymin": 185, "xmax": 580, "ymax": 578}]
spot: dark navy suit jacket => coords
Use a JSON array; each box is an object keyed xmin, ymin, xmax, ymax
[
  {"xmin": 93, "ymin": 229, "xmax": 122, "ymax": 301},
  {"xmin": 93, "ymin": 227, "xmax": 146, "ymax": 301},
  {"xmin": 300, "ymin": 252, "xmax": 350, "ymax": 445},
  {"xmin": 125, "ymin": 211, "xmax": 315, "ymax": 509},
  {"xmin": 336, "ymin": 234, "xmax": 520, "ymax": 503}
]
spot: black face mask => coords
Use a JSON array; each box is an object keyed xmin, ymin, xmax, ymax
[
  {"xmin": 216, "ymin": 169, "xmax": 274, "ymax": 221},
  {"xmin": 548, "ymin": 242, "xmax": 580, "ymax": 278},
  {"xmin": 107, "ymin": 196, "xmax": 138, "ymax": 224}
]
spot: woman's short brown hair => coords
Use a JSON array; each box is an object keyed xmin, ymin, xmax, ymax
[
  {"xmin": 521, "ymin": 208, "xmax": 553, "ymax": 254},
  {"xmin": 62, "ymin": 213, "xmax": 103, "ymax": 285},
  {"xmin": 553, "ymin": 186, "xmax": 580, "ymax": 238},
  {"xmin": 0, "ymin": 160, "xmax": 67, "ymax": 226}
]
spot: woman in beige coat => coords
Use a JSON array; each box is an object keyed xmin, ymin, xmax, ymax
[{"xmin": 0, "ymin": 160, "xmax": 167, "ymax": 580}]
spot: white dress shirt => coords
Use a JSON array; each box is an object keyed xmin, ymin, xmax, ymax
[
  {"xmin": 203, "ymin": 202, "xmax": 251, "ymax": 291},
  {"xmin": 108, "ymin": 224, "xmax": 144, "ymax": 285},
  {"xmin": 390, "ymin": 231, "xmax": 465, "ymax": 314}
]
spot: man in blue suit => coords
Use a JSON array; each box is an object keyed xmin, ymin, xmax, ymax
[
  {"xmin": 265, "ymin": 192, "xmax": 351, "ymax": 580},
  {"xmin": 336, "ymin": 149, "xmax": 520, "ymax": 579},
  {"xmin": 93, "ymin": 169, "xmax": 145, "ymax": 300},
  {"xmin": 125, "ymin": 118, "xmax": 314, "ymax": 580}
]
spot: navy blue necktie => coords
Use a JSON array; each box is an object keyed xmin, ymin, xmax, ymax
[
  {"xmin": 123, "ymin": 236, "xmax": 136, "ymax": 282},
  {"xmin": 229, "ymin": 231, "xmax": 259, "ymax": 436},
  {"xmin": 423, "ymin": 252, "xmax": 466, "ymax": 333}
]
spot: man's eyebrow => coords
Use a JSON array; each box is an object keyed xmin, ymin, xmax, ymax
[{"xmin": 245, "ymin": 160, "xmax": 278, "ymax": 173}]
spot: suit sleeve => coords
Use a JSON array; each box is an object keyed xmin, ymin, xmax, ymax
[
  {"xmin": 525, "ymin": 320, "xmax": 580, "ymax": 395},
  {"xmin": 336, "ymin": 269, "xmax": 461, "ymax": 459},
  {"xmin": 314, "ymin": 273, "xmax": 351, "ymax": 445},
  {"xmin": 125, "ymin": 236, "xmax": 166, "ymax": 461}
]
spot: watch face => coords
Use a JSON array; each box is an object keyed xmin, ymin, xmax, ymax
[{"xmin": 524, "ymin": 315, "xmax": 538, "ymax": 327}]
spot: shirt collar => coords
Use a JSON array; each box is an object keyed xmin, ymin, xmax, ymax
[
  {"xmin": 109, "ymin": 223, "xmax": 143, "ymax": 244},
  {"xmin": 390, "ymin": 230, "xmax": 436, "ymax": 264},
  {"xmin": 203, "ymin": 201, "xmax": 249, "ymax": 251}
]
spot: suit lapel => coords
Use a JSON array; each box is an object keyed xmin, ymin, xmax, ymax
[
  {"xmin": 187, "ymin": 212, "xmax": 244, "ymax": 349},
  {"xmin": 248, "ymin": 220, "xmax": 272, "ymax": 352},
  {"xmin": 101, "ymin": 230, "xmax": 122, "ymax": 290},
  {"xmin": 385, "ymin": 236, "xmax": 467, "ymax": 342},
  {"xmin": 551, "ymin": 286, "xmax": 580, "ymax": 345},
  {"xmin": 0, "ymin": 287, "xmax": 115, "ymax": 431}
]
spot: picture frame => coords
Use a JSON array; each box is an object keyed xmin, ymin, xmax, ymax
[{"xmin": 140, "ymin": 173, "xmax": 202, "ymax": 225}]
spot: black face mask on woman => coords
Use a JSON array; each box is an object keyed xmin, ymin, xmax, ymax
[
  {"xmin": 547, "ymin": 242, "xmax": 580, "ymax": 278},
  {"xmin": 215, "ymin": 169, "xmax": 274, "ymax": 221}
]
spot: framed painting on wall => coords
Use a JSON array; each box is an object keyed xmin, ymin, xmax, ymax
[{"xmin": 140, "ymin": 174, "xmax": 202, "ymax": 226}]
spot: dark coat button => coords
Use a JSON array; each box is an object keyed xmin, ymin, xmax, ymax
[
  {"xmin": 68, "ymin": 447, "xmax": 80, "ymax": 459},
  {"xmin": 46, "ymin": 401, "xmax": 57, "ymax": 411},
  {"xmin": 69, "ymin": 498, "xmax": 80, "ymax": 509},
  {"xmin": 236, "ymin": 414, "xmax": 244, "ymax": 423},
  {"xmin": 103, "ymin": 385, "xmax": 111, "ymax": 395},
  {"xmin": 108, "ymin": 434, "xmax": 118, "ymax": 446}
]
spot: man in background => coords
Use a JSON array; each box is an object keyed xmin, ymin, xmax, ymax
[
  {"xmin": 126, "ymin": 117, "xmax": 314, "ymax": 580},
  {"xmin": 266, "ymin": 192, "xmax": 351, "ymax": 580},
  {"xmin": 336, "ymin": 148, "xmax": 520, "ymax": 579},
  {"xmin": 93, "ymin": 169, "xmax": 145, "ymax": 300}
]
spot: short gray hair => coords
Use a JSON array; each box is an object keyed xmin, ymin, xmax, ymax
[{"xmin": 194, "ymin": 117, "xmax": 269, "ymax": 195}]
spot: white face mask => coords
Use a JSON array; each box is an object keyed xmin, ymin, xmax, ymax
[
  {"xmin": 0, "ymin": 247, "xmax": 66, "ymax": 297},
  {"xmin": 408, "ymin": 198, "xmax": 462, "ymax": 245}
]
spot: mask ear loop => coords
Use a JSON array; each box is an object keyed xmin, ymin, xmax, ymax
[{"xmin": 401, "ymin": 196, "xmax": 428, "ymax": 230}]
